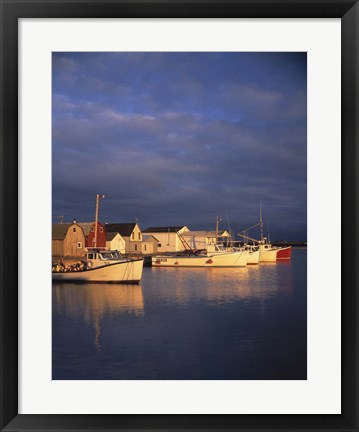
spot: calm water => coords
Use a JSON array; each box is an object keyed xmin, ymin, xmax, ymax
[{"xmin": 52, "ymin": 248, "xmax": 307, "ymax": 380}]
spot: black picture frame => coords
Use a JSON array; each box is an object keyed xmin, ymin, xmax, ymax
[{"xmin": 1, "ymin": 1, "xmax": 358, "ymax": 431}]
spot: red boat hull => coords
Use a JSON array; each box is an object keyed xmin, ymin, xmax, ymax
[{"xmin": 276, "ymin": 246, "xmax": 292, "ymax": 261}]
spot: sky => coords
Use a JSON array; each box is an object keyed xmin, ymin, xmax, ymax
[{"xmin": 52, "ymin": 52, "xmax": 307, "ymax": 241}]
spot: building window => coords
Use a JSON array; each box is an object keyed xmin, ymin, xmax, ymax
[
  {"xmin": 158, "ymin": 243, "xmax": 161, "ymax": 247},
  {"xmin": 73, "ymin": 227, "xmax": 76, "ymax": 232},
  {"xmin": 132, "ymin": 232, "xmax": 135, "ymax": 239},
  {"xmin": 144, "ymin": 245, "xmax": 147, "ymax": 251},
  {"xmin": 77, "ymin": 242, "xmax": 82, "ymax": 248},
  {"xmin": 138, "ymin": 233, "xmax": 141, "ymax": 240},
  {"xmin": 91, "ymin": 226, "xmax": 95, "ymax": 232},
  {"xmin": 134, "ymin": 244, "xmax": 137, "ymax": 251},
  {"xmin": 99, "ymin": 227, "xmax": 103, "ymax": 233}
]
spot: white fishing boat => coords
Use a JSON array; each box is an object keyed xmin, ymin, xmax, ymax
[
  {"xmin": 238, "ymin": 233, "xmax": 278, "ymax": 263},
  {"xmin": 152, "ymin": 244, "xmax": 248, "ymax": 267},
  {"xmin": 52, "ymin": 250, "xmax": 144, "ymax": 283},
  {"xmin": 242, "ymin": 244, "xmax": 260, "ymax": 264},
  {"xmin": 258, "ymin": 241, "xmax": 278, "ymax": 263},
  {"xmin": 52, "ymin": 194, "xmax": 144, "ymax": 283},
  {"xmin": 152, "ymin": 217, "xmax": 249, "ymax": 267},
  {"xmin": 238, "ymin": 232, "xmax": 277, "ymax": 262}
]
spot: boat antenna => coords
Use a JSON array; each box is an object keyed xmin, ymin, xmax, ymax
[
  {"xmin": 94, "ymin": 194, "xmax": 105, "ymax": 248},
  {"xmin": 260, "ymin": 201, "xmax": 264, "ymax": 242}
]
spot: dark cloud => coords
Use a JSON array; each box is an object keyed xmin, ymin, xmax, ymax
[{"xmin": 52, "ymin": 52, "xmax": 307, "ymax": 240}]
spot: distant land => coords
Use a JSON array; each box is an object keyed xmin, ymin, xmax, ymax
[{"xmin": 272, "ymin": 241, "xmax": 307, "ymax": 247}]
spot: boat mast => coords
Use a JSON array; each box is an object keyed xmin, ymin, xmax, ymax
[
  {"xmin": 94, "ymin": 194, "xmax": 105, "ymax": 248},
  {"xmin": 267, "ymin": 222, "xmax": 271, "ymax": 244},
  {"xmin": 259, "ymin": 201, "xmax": 264, "ymax": 242},
  {"xmin": 216, "ymin": 216, "xmax": 222, "ymax": 242},
  {"xmin": 226, "ymin": 215, "xmax": 232, "ymax": 247},
  {"xmin": 237, "ymin": 222, "xmax": 261, "ymax": 244}
]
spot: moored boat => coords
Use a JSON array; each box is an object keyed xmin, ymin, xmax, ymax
[
  {"xmin": 152, "ymin": 216, "xmax": 249, "ymax": 268},
  {"xmin": 258, "ymin": 242, "xmax": 292, "ymax": 262},
  {"xmin": 276, "ymin": 245, "xmax": 292, "ymax": 261},
  {"xmin": 52, "ymin": 250, "xmax": 144, "ymax": 283},
  {"xmin": 237, "ymin": 233, "xmax": 278, "ymax": 263},
  {"xmin": 152, "ymin": 244, "xmax": 248, "ymax": 267},
  {"xmin": 258, "ymin": 241, "xmax": 278, "ymax": 263},
  {"xmin": 242, "ymin": 244, "xmax": 260, "ymax": 264}
]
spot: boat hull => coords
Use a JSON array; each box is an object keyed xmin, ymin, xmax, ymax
[
  {"xmin": 152, "ymin": 251, "xmax": 248, "ymax": 267},
  {"xmin": 52, "ymin": 259, "xmax": 144, "ymax": 283},
  {"xmin": 247, "ymin": 250, "xmax": 260, "ymax": 265},
  {"xmin": 259, "ymin": 246, "xmax": 277, "ymax": 263},
  {"xmin": 276, "ymin": 246, "xmax": 292, "ymax": 261}
]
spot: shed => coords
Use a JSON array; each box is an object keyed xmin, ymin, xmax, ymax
[
  {"xmin": 106, "ymin": 232, "xmax": 126, "ymax": 254},
  {"xmin": 141, "ymin": 235, "xmax": 158, "ymax": 254},
  {"xmin": 52, "ymin": 223, "xmax": 86, "ymax": 257}
]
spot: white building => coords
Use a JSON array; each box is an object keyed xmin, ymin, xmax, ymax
[
  {"xmin": 105, "ymin": 223, "xmax": 143, "ymax": 254},
  {"xmin": 141, "ymin": 235, "xmax": 158, "ymax": 255},
  {"xmin": 106, "ymin": 232, "xmax": 126, "ymax": 254},
  {"xmin": 142, "ymin": 226, "xmax": 190, "ymax": 253},
  {"xmin": 182, "ymin": 230, "xmax": 231, "ymax": 251}
]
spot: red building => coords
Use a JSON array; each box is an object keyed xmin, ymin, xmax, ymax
[{"xmin": 78, "ymin": 222, "xmax": 107, "ymax": 248}]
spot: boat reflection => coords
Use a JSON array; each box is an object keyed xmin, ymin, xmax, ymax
[
  {"xmin": 53, "ymin": 283, "xmax": 144, "ymax": 350},
  {"xmin": 53, "ymin": 283, "xmax": 144, "ymax": 317}
]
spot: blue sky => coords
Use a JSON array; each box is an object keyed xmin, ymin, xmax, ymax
[{"xmin": 52, "ymin": 52, "xmax": 307, "ymax": 241}]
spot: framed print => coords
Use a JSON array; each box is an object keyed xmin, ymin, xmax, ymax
[{"xmin": 1, "ymin": 0, "xmax": 358, "ymax": 431}]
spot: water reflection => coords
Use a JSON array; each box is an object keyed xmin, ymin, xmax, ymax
[
  {"xmin": 53, "ymin": 283, "xmax": 144, "ymax": 350},
  {"xmin": 52, "ymin": 250, "xmax": 305, "ymax": 380},
  {"xmin": 146, "ymin": 263, "xmax": 293, "ymax": 306}
]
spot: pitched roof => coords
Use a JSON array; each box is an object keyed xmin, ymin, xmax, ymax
[
  {"xmin": 77, "ymin": 222, "xmax": 94, "ymax": 236},
  {"xmin": 105, "ymin": 223, "xmax": 137, "ymax": 237},
  {"xmin": 106, "ymin": 232, "xmax": 118, "ymax": 241},
  {"xmin": 142, "ymin": 226, "xmax": 186, "ymax": 233},
  {"xmin": 52, "ymin": 223, "xmax": 72, "ymax": 240},
  {"xmin": 142, "ymin": 235, "xmax": 159, "ymax": 243},
  {"xmin": 77, "ymin": 222, "xmax": 105, "ymax": 236},
  {"xmin": 52, "ymin": 223, "xmax": 85, "ymax": 240}
]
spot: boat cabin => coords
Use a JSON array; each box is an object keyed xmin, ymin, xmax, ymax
[
  {"xmin": 85, "ymin": 249, "xmax": 123, "ymax": 264},
  {"xmin": 243, "ymin": 244, "xmax": 259, "ymax": 252},
  {"xmin": 206, "ymin": 244, "xmax": 227, "ymax": 253}
]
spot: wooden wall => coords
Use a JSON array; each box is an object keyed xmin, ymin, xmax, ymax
[{"xmin": 52, "ymin": 224, "xmax": 86, "ymax": 257}]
